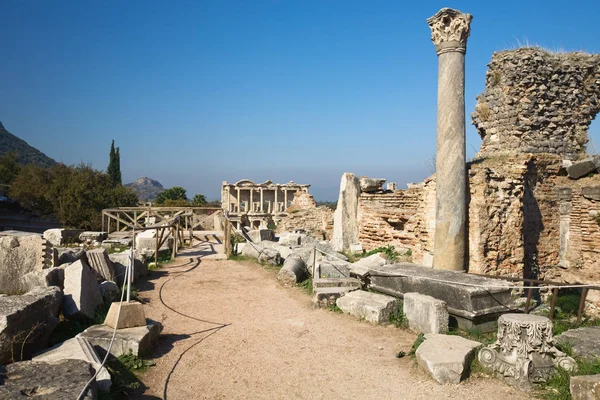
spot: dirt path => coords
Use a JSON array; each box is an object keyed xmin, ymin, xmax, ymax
[{"xmin": 135, "ymin": 239, "xmax": 530, "ymax": 400}]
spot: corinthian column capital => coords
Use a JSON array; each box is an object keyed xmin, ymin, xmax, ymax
[{"xmin": 427, "ymin": 8, "xmax": 472, "ymax": 55}]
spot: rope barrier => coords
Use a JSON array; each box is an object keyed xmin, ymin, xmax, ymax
[{"xmin": 313, "ymin": 247, "xmax": 600, "ymax": 291}]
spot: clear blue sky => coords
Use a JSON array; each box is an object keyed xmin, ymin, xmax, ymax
[{"xmin": 1, "ymin": 0, "xmax": 599, "ymax": 201}]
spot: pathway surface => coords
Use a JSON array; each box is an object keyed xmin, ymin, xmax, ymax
[{"xmin": 134, "ymin": 237, "xmax": 530, "ymax": 400}]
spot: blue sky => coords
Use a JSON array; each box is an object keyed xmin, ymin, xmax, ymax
[{"xmin": 1, "ymin": 0, "xmax": 599, "ymax": 201}]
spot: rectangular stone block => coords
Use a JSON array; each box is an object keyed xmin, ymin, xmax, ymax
[
  {"xmin": 336, "ymin": 290, "xmax": 398, "ymax": 324},
  {"xmin": 369, "ymin": 263, "xmax": 513, "ymax": 331},
  {"xmin": 404, "ymin": 292, "xmax": 449, "ymax": 334},
  {"xmin": 78, "ymin": 321, "xmax": 163, "ymax": 357},
  {"xmin": 312, "ymin": 287, "xmax": 357, "ymax": 308}
]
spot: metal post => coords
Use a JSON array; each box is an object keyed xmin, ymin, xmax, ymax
[
  {"xmin": 549, "ymin": 288, "xmax": 558, "ymax": 321},
  {"xmin": 312, "ymin": 247, "xmax": 317, "ymax": 279},
  {"xmin": 524, "ymin": 287, "xmax": 533, "ymax": 314},
  {"xmin": 578, "ymin": 288, "xmax": 589, "ymax": 322}
]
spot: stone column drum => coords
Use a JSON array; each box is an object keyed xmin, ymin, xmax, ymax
[{"xmin": 427, "ymin": 8, "xmax": 472, "ymax": 271}]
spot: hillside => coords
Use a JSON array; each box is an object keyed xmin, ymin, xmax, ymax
[
  {"xmin": 0, "ymin": 121, "xmax": 56, "ymax": 167},
  {"xmin": 125, "ymin": 177, "xmax": 164, "ymax": 202}
]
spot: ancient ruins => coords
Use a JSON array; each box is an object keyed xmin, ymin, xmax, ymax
[
  {"xmin": 1, "ymin": 6, "xmax": 600, "ymax": 399},
  {"xmin": 221, "ymin": 179, "xmax": 311, "ymax": 229}
]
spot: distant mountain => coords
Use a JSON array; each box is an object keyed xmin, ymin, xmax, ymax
[
  {"xmin": 125, "ymin": 177, "xmax": 164, "ymax": 202},
  {"xmin": 0, "ymin": 121, "xmax": 56, "ymax": 167}
]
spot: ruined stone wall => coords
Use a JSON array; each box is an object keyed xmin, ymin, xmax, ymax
[
  {"xmin": 354, "ymin": 154, "xmax": 565, "ymax": 277},
  {"xmin": 546, "ymin": 177, "xmax": 600, "ymax": 283},
  {"xmin": 276, "ymin": 206, "xmax": 334, "ymax": 240},
  {"xmin": 467, "ymin": 154, "xmax": 562, "ymax": 277},
  {"xmin": 287, "ymin": 190, "xmax": 317, "ymax": 211},
  {"xmin": 357, "ymin": 179, "xmax": 435, "ymax": 265},
  {"xmin": 472, "ymin": 48, "xmax": 600, "ymax": 160}
]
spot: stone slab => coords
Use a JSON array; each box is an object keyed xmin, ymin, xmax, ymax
[
  {"xmin": 404, "ymin": 292, "xmax": 449, "ymax": 334},
  {"xmin": 368, "ymin": 263, "xmax": 513, "ymax": 329},
  {"xmin": 312, "ymin": 286, "xmax": 358, "ymax": 308},
  {"xmin": 0, "ymin": 359, "xmax": 96, "ymax": 399},
  {"xmin": 416, "ymin": 333, "xmax": 482, "ymax": 384},
  {"xmin": 316, "ymin": 260, "xmax": 351, "ymax": 279},
  {"xmin": 33, "ymin": 336, "xmax": 111, "ymax": 392},
  {"xmin": 246, "ymin": 229, "xmax": 276, "ymax": 243},
  {"xmin": 104, "ymin": 301, "xmax": 147, "ymax": 329},
  {"xmin": 87, "ymin": 248, "xmax": 116, "ymax": 282},
  {"xmin": 332, "ymin": 172, "xmax": 360, "ymax": 252},
  {"xmin": 312, "ymin": 277, "xmax": 362, "ymax": 289},
  {"xmin": 571, "ymin": 375, "xmax": 600, "ymax": 400},
  {"xmin": 336, "ymin": 290, "xmax": 398, "ymax": 324},
  {"xmin": 556, "ymin": 327, "xmax": 600, "ymax": 361},
  {"xmin": 63, "ymin": 260, "xmax": 103, "ymax": 319},
  {"xmin": 43, "ymin": 228, "xmax": 83, "ymax": 246},
  {"xmin": 79, "ymin": 231, "xmax": 108, "ymax": 242},
  {"xmin": 109, "ymin": 251, "xmax": 148, "ymax": 285},
  {"xmin": 78, "ymin": 321, "xmax": 163, "ymax": 357},
  {"xmin": 349, "ymin": 253, "xmax": 388, "ymax": 278},
  {"xmin": 568, "ymin": 158, "xmax": 598, "ymax": 179},
  {"xmin": 0, "ymin": 287, "xmax": 62, "ymax": 364}
]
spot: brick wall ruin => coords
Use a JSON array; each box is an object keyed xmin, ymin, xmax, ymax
[
  {"xmin": 471, "ymin": 48, "xmax": 600, "ymax": 160},
  {"xmin": 276, "ymin": 206, "xmax": 334, "ymax": 240},
  {"xmin": 357, "ymin": 179, "xmax": 435, "ymax": 265}
]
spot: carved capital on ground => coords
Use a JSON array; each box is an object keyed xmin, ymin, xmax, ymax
[{"xmin": 427, "ymin": 8, "xmax": 472, "ymax": 55}]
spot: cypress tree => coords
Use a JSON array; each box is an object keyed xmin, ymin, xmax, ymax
[
  {"xmin": 115, "ymin": 147, "xmax": 122, "ymax": 185},
  {"xmin": 107, "ymin": 140, "xmax": 121, "ymax": 187}
]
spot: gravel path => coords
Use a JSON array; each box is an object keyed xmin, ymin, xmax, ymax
[{"xmin": 134, "ymin": 238, "xmax": 530, "ymax": 400}]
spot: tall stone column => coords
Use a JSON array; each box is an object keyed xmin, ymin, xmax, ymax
[{"xmin": 427, "ymin": 8, "xmax": 472, "ymax": 271}]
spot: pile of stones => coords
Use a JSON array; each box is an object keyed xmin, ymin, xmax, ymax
[{"xmin": 0, "ymin": 229, "xmax": 156, "ymax": 397}]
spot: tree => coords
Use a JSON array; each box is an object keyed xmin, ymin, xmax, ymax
[
  {"xmin": 10, "ymin": 162, "xmax": 138, "ymax": 229},
  {"xmin": 191, "ymin": 194, "xmax": 207, "ymax": 206},
  {"xmin": 155, "ymin": 186, "xmax": 188, "ymax": 205},
  {"xmin": 107, "ymin": 140, "xmax": 121, "ymax": 186},
  {"xmin": 0, "ymin": 152, "xmax": 21, "ymax": 185}
]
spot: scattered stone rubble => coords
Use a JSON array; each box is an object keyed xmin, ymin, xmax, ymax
[{"xmin": 0, "ymin": 228, "xmax": 157, "ymax": 394}]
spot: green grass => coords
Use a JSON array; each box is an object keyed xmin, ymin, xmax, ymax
[
  {"xmin": 99, "ymin": 351, "xmax": 156, "ymax": 400},
  {"xmin": 409, "ymin": 333, "xmax": 425, "ymax": 356},
  {"xmin": 49, "ymin": 302, "xmax": 112, "ymax": 346},
  {"xmin": 327, "ymin": 303, "xmax": 343, "ymax": 313},
  {"xmin": 537, "ymin": 356, "xmax": 600, "ymax": 400},
  {"xmin": 448, "ymin": 326, "xmax": 497, "ymax": 345},
  {"xmin": 388, "ymin": 303, "xmax": 408, "ymax": 329},
  {"xmin": 147, "ymin": 249, "xmax": 173, "ymax": 267},
  {"xmin": 299, "ymin": 277, "xmax": 313, "ymax": 295}
]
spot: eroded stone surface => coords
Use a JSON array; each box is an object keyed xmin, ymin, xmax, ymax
[
  {"xmin": 556, "ymin": 327, "xmax": 600, "ymax": 361},
  {"xmin": 416, "ymin": 333, "xmax": 481, "ymax": 384},
  {"xmin": 78, "ymin": 321, "xmax": 163, "ymax": 357},
  {"xmin": 336, "ymin": 290, "xmax": 397, "ymax": 324},
  {"xmin": 87, "ymin": 248, "xmax": 116, "ymax": 282},
  {"xmin": 332, "ymin": 173, "xmax": 360, "ymax": 252},
  {"xmin": 33, "ymin": 337, "xmax": 111, "ymax": 392},
  {"xmin": 404, "ymin": 292, "xmax": 449, "ymax": 334},
  {"xmin": 570, "ymin": 374, "xmax": 600, "ymax": 400},
  {"xmin": 0, "ymin": 359, "xmax": 96, "ymax": 399},
  {"xmin": 0, "ymin": 287, "xmax": 62, "ymax": 364},
  {"xmin": 63, "ymin": 260, "xmax": 103, "ymax": 319},
  {"xmin": 0, "ymin": 232, "xmax": 54, "ymax": 293}
]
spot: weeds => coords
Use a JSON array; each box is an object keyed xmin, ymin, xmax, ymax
[
  {"xmin": 299, "ymin": 277, "xmax": 313, "ymax": 295},
  {"xmin": 448, "ymin": 326, "xmax": 497, "ymax": 345},
  {"xmin": 365, "ymin": 246, "xmax": 402, "ymax": 262},
  {"xmin": 327, "ymin": 303, "xmax": 343, "ymax": 313},
  {"xmin": 388, "ymin": 304, "xmax": 408, "ymax": 329},
  {"xmin": 100, "ymin": 351, "xmax": 156, "ymax": 399},
  {"xmin": 538, "ymin": 356, "xmax": 600, "ymax": 400},
  {"xmin": 409, "ymin": 333, "xmax": 425, "ymax": 356}
]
